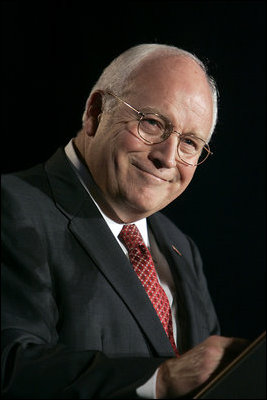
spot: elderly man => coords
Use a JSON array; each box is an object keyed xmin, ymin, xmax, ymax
[{"xmin": 1, "ymin": 44, "xmax": 247, "ymax": 399}]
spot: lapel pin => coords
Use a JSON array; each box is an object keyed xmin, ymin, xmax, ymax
[{"xmin": 172, "ymin": 245, "xmax": 182, "ymax": 256}]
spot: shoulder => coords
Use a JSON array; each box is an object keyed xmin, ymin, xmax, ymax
[
  {"xmin": 2, "ymin": 163, "xmax": 51, "ymax": 215},
  {"xmin": 148, "ymin": 211, "xmax": 201, "ymax": 263},
  {"xmin": 2, "ymin": 162, "xmax": 47, "ymax": 189},
  {"xmin": 150, "ymin": 211, "xmax": 184, "ymax": 235},
  {"xmin": 149, "ymin": 211, "xmax": 194, "ymax": 246},
  {"xmin": 1, "ymin": 147, "xmax": 70, "ymax": 211}
]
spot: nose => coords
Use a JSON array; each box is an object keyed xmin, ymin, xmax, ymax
[{"xmin": 148, "ymin": 134, "xmax": 178, "ymax": 169}]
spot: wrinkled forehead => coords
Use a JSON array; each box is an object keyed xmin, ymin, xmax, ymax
[
  {"xmin": 124, "ymin": 56, "xmax": 214, "ymax": 132},
  {"xmin": 127, "ymin": 54, "xmax": 209, "ymax": 91},
  {"xmin": 125, "ymin": 56, "xmax": 212, "ymax": 111}
]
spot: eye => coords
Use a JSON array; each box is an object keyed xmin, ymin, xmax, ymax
[
  {"xmin": 184, "ymin": 137, "xmax": 197, "ymax": 148},
  {"xmin": 179, "ymin": 135, "xmax": 201, "ymax": 154},
  {"xmin": 139, "ymin": 114, "xmax": 165, "ymax": 135},
  {"xmin": 143, "ymin": 117, "xmax": 162, "ymax": 128},
  {"xmin": 148, "ymin": 118, "xmax": 160, "ymax": 125}
]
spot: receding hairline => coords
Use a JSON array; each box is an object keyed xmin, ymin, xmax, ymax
[
  {"xmin": 124, "ymin": 52, "xmax": 210, "ymax": 91},
  {"xmin": 90, "ymin": 44, "xmax": 210, "ymax": 94},
  {"xmin": 83, "ymin": 44, "xmax": 218, "ymax": 139}
]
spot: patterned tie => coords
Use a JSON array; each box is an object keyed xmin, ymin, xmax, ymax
[{"xmin": 118, "ymin": 224, "xmax": 179, "ymax": 356}]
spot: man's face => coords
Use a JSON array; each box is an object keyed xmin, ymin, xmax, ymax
[{"xmin": 84, "ymin": 56, "xmax": 214, "ymax": 223}]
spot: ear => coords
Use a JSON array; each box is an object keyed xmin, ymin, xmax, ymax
[{"xmin": 83, "ymin": 91, "xmax": 104, "ymax": 137}]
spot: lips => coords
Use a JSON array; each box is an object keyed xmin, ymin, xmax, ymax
[{"xmin": 132, "ymin": 162, "xmax": 172, "ymax": 182}]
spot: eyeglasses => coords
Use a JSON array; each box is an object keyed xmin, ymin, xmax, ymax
[{"xmin": 105, "ymin": 91, "xmax": 213, "ymax": 166}]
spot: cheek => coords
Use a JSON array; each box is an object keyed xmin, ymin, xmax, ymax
[
  {"xmin": 116, "ymin": 127, "xmax": 145, "ymax": 151},
  {"xmin": 181, "ymin": 165, "xmax": 196, "ymax": 182},
  {"xmin": 90, "ymin": 130, "xmax": 140, "ymax": 182},
  {"xmin": 111, "ymin": 130, "xmax": 148, "ymax": 173},
  {"xmin": 174, "ymin": 163, "xmax": 196, "ymax": 194}
]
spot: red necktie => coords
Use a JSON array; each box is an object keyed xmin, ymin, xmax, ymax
[{"xmin": 119, "ymin": 224, "xmax": 178, "ymax": 356}]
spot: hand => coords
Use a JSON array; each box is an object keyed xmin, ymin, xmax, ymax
[{"xmin": 156, "ymin": 335, "xmax": 249, "ymax": 398}]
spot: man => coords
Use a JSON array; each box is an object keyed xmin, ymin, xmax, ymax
[{"xmin": 1, "ymin": 44, "xmax": 247, "ymax": 398}]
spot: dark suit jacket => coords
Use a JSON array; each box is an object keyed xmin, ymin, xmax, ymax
[{"xmin": 1, "ymin": 147, "xmax": 220, "ymax": 399}]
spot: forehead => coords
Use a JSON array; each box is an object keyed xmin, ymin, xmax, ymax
[
  {"xmin": 128, "ymin": 54, "xmax": 208, "ymax": 90},
  {"xmin": 126, "ymin": 56, "xmax": 214, "ymax": 136}
]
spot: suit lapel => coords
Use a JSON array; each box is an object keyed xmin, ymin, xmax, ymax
[
  {"xmin": 45, "ymin": 148, "xmax": 175, "ymax": 357},
  {"xmin": 148, "ymin": 213, "xmax": 190, "ymax": 275},
  {"xmin": 148, "ymin": 213, "xmax": 212, "ymax": 352}
]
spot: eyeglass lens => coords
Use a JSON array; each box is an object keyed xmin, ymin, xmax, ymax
[{"xmin": 138, "ymin": 114, "xmax": 209, "ymax": 166}]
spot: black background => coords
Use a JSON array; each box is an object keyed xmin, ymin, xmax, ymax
[{"xmin": 1, "ymin": 1, "xmax": 266, "ymax": 341}]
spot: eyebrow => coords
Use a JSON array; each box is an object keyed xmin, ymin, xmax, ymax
[{"xmin": 139, "ymin": 106, "xmax": 173, "ymax": 124}]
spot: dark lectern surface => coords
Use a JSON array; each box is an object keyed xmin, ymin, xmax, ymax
[{"xmin": 194, "ymin": 331, "xmax": 266, "ymax": 399}]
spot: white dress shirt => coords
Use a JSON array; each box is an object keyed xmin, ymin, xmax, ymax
[{"xmin": 65, "ymin": 139, "xmax": 177, "ymax": 398}]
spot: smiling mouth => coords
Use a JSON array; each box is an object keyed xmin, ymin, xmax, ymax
[{"xmin": 132, "ymin": 163, "xmax": 170, "ymax": 182}]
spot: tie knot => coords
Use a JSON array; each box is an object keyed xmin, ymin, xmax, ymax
[{"xmin": 119, "ymin": 224, "xmax": 144, "ymax": 251}]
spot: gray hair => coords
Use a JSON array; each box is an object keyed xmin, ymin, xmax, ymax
[{"xmin": 82, "ymin": 43, "xmax": 218, "ymax": 140}]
